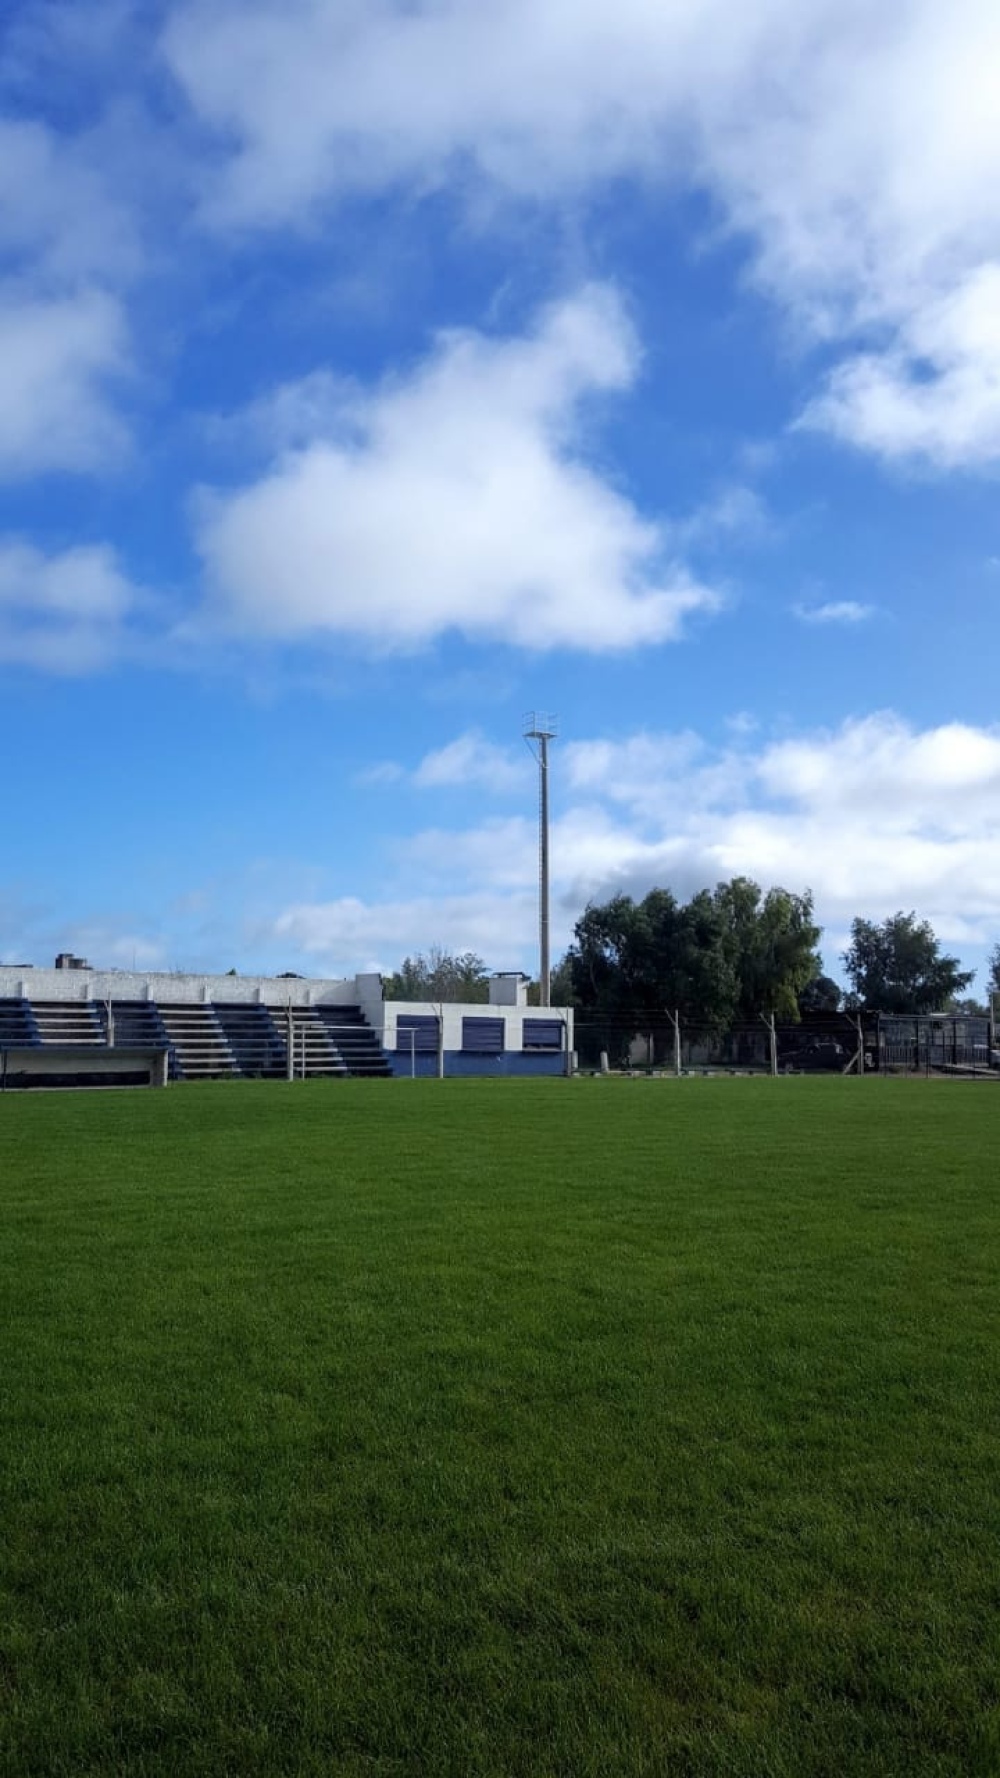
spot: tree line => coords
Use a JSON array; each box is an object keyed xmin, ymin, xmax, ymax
[{"xmin": 386, "ymin": 880, "xmax": 996, "ymax": 1025}]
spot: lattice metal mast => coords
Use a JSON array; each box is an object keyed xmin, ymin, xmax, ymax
[{"xmin": 523, "ymin": 714, "xmax": 558, "ymax": 1007}]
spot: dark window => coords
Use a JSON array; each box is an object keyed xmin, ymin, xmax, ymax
[
  {"xmin": 462, "ymin": 1016, "xmax": 504, "ymax": 1053},
  {"xmin": 396, "ymin": 1015, "xmax": 439, "ymax": 1053},
  {"xmin": 523, "ymin": 1018, "xmax": 563, "ymax": 1051}
]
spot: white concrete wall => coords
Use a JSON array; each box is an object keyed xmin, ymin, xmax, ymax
[
  {"xmin": 355, "ymin": 973, "xmax": 387, "ymax": 1035},
  {"xmin": 0, "ymin": 966, "xmax": 362, "ymax": 1007},
  {"xmin": 488, "ymin": 974, "xmax": 530, "ymax": 1006},
  {"xmin": 382, "ymin": 1000, "xmax": 573, "ymax": 1052}
]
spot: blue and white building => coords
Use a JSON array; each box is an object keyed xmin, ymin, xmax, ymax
[{"xmin": 0, "ymin": 959, "xmax": 573, "ymax": 1083}]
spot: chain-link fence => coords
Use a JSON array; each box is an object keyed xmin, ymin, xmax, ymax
[{"xmin": 571, "ymin": 1011, "xmax": 998, "ymax": 1078}]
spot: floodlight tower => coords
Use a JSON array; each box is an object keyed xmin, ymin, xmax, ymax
[{"xmin": 524, "ymin": 713, "xmax": 558, "ymax": 1006}]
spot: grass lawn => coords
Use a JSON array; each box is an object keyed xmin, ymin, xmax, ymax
[{"xmin": 1, "ymin": 1077, "xmax": 999, "ymax": 1776}]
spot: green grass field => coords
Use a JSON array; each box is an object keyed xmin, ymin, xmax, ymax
[{"xmin": 2, "ymin": 1078, "xmax": 999, "ymax": 1777}]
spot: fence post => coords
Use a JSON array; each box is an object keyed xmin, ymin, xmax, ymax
[
  {"xmin": 667, "ymin": 1009, "xmax": 682, "ymax": 1077},
  {"xmin": 761, "ymin": 1012, "xmax": 778, "ymax": 1076},
  {"xmin": 436, "ymin": 1013, "xmax": 445, "ymax": 1080},
  {"xmin": 286, "ymin": 1002, "xmax": 295, "ymax": 1082}
]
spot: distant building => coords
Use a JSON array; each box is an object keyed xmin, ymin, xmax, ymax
[{"xmin": 0, "ymin": 962, "xmax": 572, "ymax": 1082}]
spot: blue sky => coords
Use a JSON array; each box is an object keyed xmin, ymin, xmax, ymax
[{"xmin": 3, "ymin": 0, "xmax": 1000, "ymax": 988}]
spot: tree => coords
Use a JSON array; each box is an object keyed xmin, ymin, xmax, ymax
[
  {"xmin": 567, "ymin": 888, "xmax": 735, "ymax": 1030},
  {"xmin": 548, "ymin": 954, "xmax": 575, "ymax": 1007},
  {"xmin": 383, "ymin": 947, "xmax": 490, "ymax": 1002},
  {"xmin": 945, "ymin": 995, "xmax": 989, "ymax": 1017},
  {"xmin": 562, "ymin": 878, "xmax": 824, "ymax": 1056},
  {"xmin": 712, "ymin": 879, "xmax": 822, "ymax": 1022},
  {"xmin": 842, "ymin": 913, "xmax": 973, "ymax": 1014},
  {"xmin": 987, "ymin": 945, "xmax": 1000, "ymax": 1001},
  {"xmin": 561, "ymin": 888, "xmax": 728, "ymax": 1064},
  {"xmin": 798, "ymin": 971, "xmax": 842, "ymax": 1016}
]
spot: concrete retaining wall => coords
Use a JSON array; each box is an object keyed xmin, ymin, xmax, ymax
[
  {"xmin": 0, "ymin": 1046, "xmax": 169, "ymax": 1089},
  {"xmin": 387, "ymin": 1051, "xmax": 568, "ymax": 1079}
]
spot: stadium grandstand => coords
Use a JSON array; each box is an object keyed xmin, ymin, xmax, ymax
[{"xmin": 0, "ymin": 958, "xmax": 573, "ymax": 1087}]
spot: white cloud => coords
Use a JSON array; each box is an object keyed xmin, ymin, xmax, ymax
[
  {"xmin": 269, "ymin": 713, "xmax": 1000, "ymax": 973},
  {"xmin": 800, "ymin": 266, "xmax": 1000, "ymax": 467},
  {"xmin": 0, "ymin": 290, "xmax": 128, "ymax": 478},
  {"xmin": 207, "ymin": 369, "xmax": 352, "ymax": 457},
  {"xmin": 161, "ymin": 0, "xmax": 686, "ymax": 224},
  {"xmin": 565, "ymin": 731, "xmax": 705, "ymax": 794},
  {"xmin": 402, "ymin": 816, "xmax": 539, "ymax": 891},
  {"xmin": 194, "ymin": 286, "xmax": 721, "ymax": 652},
  {"xmin": 354, "ymin": 760, "xmax": 406, "ymax": 788},
  {"xmin": 0, "ymin": 99, "xmax": 144, "ymax": 489},
  {"xmin": 725, "ymin": 711, "xmax": 760, "ymax": 737},
  {"xmin": 793, "ymin": 600, "xmax": 876, "ymax": 625},
  {"xmin": 273, "ymin": 890, "xmax": 538, "ymax": 975},
  {"xmin": 562, "ymin": 731, "xmax": 732, "ymax": 826},
  {"xmin": 756, "ymin": 714, "xmax": 1000, "ymax": 825},
  {"xmin": 356, "ymin": 731, "xmax": 530, "ymax": 794},
  {"xmin": 0, "ymin": 539, "xmax": 140, "ymax": 671},
  {"xmin": 413, "ymin": 731, "xmax": 528, "ymax": 793},
  {"xmin": 0, "ymin": 118, "xmax": 139, "ymax": 285},
  {"xmin": 672, "ymin": 485, "xmax": 771, "ymax": 551},
  {"xmin": 567, "ymin": 715, "xmax": 1000, "ymax": 941},
  {"xmin": 163, "ymin": 0, "xmax": 1000, "ymax": 470}
]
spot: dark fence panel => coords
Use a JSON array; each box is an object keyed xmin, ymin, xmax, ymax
[
  {"xmin": 877, "ymin": 1014, "xmax": 995, "ymax": 1076},
  {"xmin": 570, "ymin": 1009, "xmax": 999, "ymax": 1078},
  {"xmin": 571, "ymin": 1014, "xmax": 873, "ymax": 1074}
]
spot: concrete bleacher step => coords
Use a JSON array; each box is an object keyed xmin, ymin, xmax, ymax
[
  {"xmin": 97, "ymin": 1001, "xmax": 177, "ymax": 1078},
  {"xmin": 212, "ymin": 1003, "xmax": 287, "ymax": 1078},
  {"xmin": 2, "ymin": 991, "xmax": 391, "ymax": 1083},
  {"xmin": 286, "ymin": 1007, "xmax": 346, "ymax": 1077},
  {"xmin": 101, "ymin": 1001, "xmax": 168, "ymax": 1044},
  {"xmin": 312, "ymin": 1004, "xmax": 391, "ymax": 1077},
  {"xmin": 0, "ymin": 999, "xmax": 39, "ymax": 1045},
  {"xmin": 31, "ymin": 1002, "xmax": 106, "ymax": 1046},
  {"xmin": 155, "ymin": 1004, "xmax": 236, "ymax": 1079}
]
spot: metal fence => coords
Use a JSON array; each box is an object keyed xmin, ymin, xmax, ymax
[
  {"xmin": 876, "ymin": 1014, "xmax": 995, "ymax": 1077},
  {"xmin": 570, "ymin": 1011, "xmax": 999, "ymax": 1079}
]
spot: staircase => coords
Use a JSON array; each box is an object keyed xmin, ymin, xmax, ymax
[
  {"xmin": 32, "ymin": 1001, "xmax": 106, "ymax": 1046},
  {"xmin": 313, "ymin": 1004, "xmax": 391, "ymax": 1077},
  {"xmin": 156, "ymin": 1003, "xmax": 235, "ymax": 1080},
  {"xmin": 286, "ymin": 1007, "xmax": 345, "ymax": 1077},
  {"xmin": 213, "ymin": 1003, "xmax": 287, "ymax": 1078}
]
